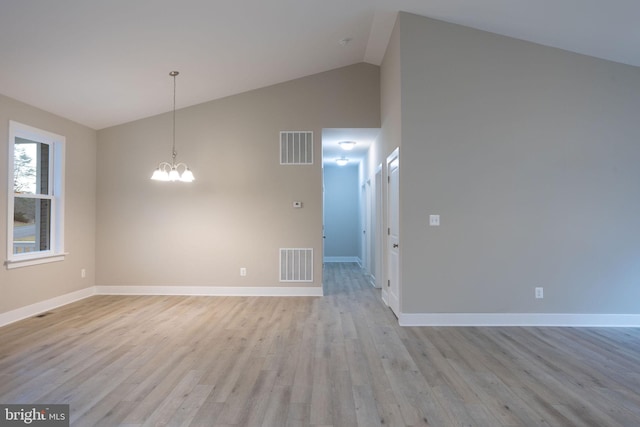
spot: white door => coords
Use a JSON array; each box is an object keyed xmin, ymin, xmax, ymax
[
  {"xmin": 385, "ymin": 148, "xmax": 400, "ymax": 316},
  {"xmin": 361, "ymin": 184, "xmax": 368, "ymax": 270},
  {"xmin": 366, "ymin": 178, "xmax": 375, "ymax": 284},
  {"xmin": 374, "ymin": 165, "xmax": 383, "ymax": 288}
]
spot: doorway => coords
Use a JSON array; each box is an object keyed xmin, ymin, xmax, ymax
[
  {"xmin": 384, "ymin": 147, "xmax": 400, "ymax": 316},
  {"xmin": 321, "ymin": 128, "xmax": 381, "ymax": 286}
]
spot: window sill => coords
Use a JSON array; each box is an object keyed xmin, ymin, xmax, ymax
[{"xmin": 5, "ymin": 252, "xmax": 68, "ymax": 269}]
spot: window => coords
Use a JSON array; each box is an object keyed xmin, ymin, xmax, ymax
[{"xmin": 6, "ymin": 121, "xmax": 65, "ymax": 269}]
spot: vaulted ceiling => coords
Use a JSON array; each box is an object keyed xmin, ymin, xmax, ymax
[{"xmin": 1, "ymin": 0, "xmax": 639, "ymax": 130}]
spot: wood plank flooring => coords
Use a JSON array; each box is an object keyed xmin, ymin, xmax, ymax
[{"xmin": 1, "ymin": 262, "xmax": 639, "ymax": 426}]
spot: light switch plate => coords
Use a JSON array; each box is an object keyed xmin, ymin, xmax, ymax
[{"xmin": 429, "ymin": 215, "xmax": 440, "ymax": 226}]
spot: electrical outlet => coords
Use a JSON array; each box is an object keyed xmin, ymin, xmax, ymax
[
  {"xmin": 81, "ymin": 269, "xmax": 86, "ymax": 279},
  {"xmin": 429, "ymin": 215, "xmax": 440, "ymax": 226},
  {"xmin": 535, "ymin": 287, "xmax": 543, "ymax": 299},
  {"xmin": 240, "ymin": 268, "xmax": 247, "ymax": 277}
]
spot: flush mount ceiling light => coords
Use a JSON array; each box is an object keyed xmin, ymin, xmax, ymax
[
  {"xmin": 151, "ymin": 71, "xmax": 195, "ymax": 182},
  {"xmin": 338, "ymin": 141, "xmax": 356, "ymax": 151},
  {"xmin": 335, "ymin": 157, "xmax": 349, "ymax": 166}
]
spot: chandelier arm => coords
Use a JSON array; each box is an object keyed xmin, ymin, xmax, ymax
[{"xmin": 156, "ymin": 161, "xmax": 173, "ymax": 171}]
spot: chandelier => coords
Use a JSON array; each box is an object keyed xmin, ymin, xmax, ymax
[{"xmin": 151, "ymin": 71, "xmax": 195, "ymax": 182}]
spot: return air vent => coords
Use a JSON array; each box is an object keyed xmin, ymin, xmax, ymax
[
  {"xmin": 280, "ymin": 248, "xmax": 313, "ymax": 282},
  {"xmin": 280, "ymin": 131, "xmax": 313, "ymax": 165}
]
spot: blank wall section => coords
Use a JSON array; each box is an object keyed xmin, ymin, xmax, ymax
[
  {"xmin": 323, "ymin": 164, "xmax": 360, "ymax": 260},
  {"xmin": 96, "ymin": 63, "xmax": 379, "ymax": 289},
  {"xmin": 394, "ymin": 13, "xmax": 640, "ymax": 314}
]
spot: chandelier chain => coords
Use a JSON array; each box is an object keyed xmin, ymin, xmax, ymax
[{"xmin": 172, "ymin": 72, "xmax": 177, "ymax": 161}]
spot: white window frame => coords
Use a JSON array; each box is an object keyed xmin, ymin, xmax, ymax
[{"xmin": 6, "ymin": 121, "xmax": 66, "ymax": 269}]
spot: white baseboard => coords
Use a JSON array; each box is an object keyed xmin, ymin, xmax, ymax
[
  {"xmin": 0, "ymin": 285, "xmax": 323, "ymax": 328},
  {"xmin": 0, "ymin": 287, "xmax": 96, "ymax": 328},
  {"xmin": 323, "ymin": 256, "xmax": 361, "ymax": 263},
  {"xmin": 4, "ymin": 290, "xmax": 637, "ymax": 329},
  {"xmin": 381, "ymin": 289, "xmax": 390, "ymax": 307},
  {"xmin": 95, "ymin": 285, "xmax": 324, "ymax": 297},
  {"xmin": 367, "ymin": 274, "xmax": 378, "ymax": 288},
  {"xmin": 399, "ymin": 312, "xmax": 640, "ymax": 327}
]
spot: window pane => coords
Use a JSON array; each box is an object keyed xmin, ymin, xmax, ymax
[
  {"xmin": 14, "ymin": 138, "xmax": 49, "ymax": 195},
  {"xmin": 13, "ymin": 197, "xmax": 51, "ymax": 254}
]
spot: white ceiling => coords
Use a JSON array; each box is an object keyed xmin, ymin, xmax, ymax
[
  {"xmin": 1, "ymin": 0, "xmax": 639, "ymax": 130},
  {"xmin": 322, "ymin": 128, "xmax": 380, "ymax": 166}
]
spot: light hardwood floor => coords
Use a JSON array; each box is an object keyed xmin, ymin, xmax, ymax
[{"xmin": 1, "ymin": 263, "xmax": 639, "ymax": 426}]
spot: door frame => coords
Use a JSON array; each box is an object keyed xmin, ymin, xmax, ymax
[{"xmin": 383, "ymin": 147, "xmax": 400, "ymax": 316}]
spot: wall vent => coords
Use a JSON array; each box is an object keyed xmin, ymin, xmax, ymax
[
  {"xmin": 280, "ymin": 131, "xmax": 313, "ymax": 165},
  {"xmin": 280, "ymin": 248, "xmax": 313, "ymax": 282}
]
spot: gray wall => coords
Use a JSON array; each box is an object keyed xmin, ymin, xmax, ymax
[
  {"xmin": 323, "ymin": 164, "xmax": 360, "ymax": 259},
  {"xmin": 364, "ymin": 19, "xmax": 401, "ymax": 183},
  {"xmin": 386, "ymin": 13, "xmax": 640, "ymax": 314},
  {"xmin": 96, "ymin": 63, "xmax": 380, "ymax": 289},
  {"xmin": 0, "ymin": 94, "xmax": 97, "ymax": 313}
]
